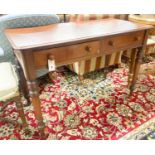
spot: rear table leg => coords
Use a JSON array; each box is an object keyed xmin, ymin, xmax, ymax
[{"xmin": 128, "ymin": 47, "xmax": 143, "ymax": 95}]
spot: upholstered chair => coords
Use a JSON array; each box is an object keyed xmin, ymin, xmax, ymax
[
  {"xmin": 0, "ymin": 47, "xmax": 28, "ymax": 128},
  {"xmin": 0, "ymin": 14, "xmax": 60, "ymax": 71},
  {"xmin": 0, "ymin": 14, "xmax": 60, "ymax": 104},
  {"xmin": 67, "ymin": 14, "xmax": 128, "ymax": 80}
]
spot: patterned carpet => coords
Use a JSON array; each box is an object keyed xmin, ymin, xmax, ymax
[{"xmin": 0, "ymin": 61, "xmax": 155, "ymax": 140}]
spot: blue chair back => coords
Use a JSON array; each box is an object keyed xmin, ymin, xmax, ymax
[{"xmin": 0, "ymin": 14, "xmax": 60, "ymax": 63}]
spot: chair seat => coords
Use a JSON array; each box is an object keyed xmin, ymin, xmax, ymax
[{"xmin": 0, "ymin": 62, "xmax": 19, "ymax": 101}]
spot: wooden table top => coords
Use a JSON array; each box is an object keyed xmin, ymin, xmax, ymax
[{"xmin": 5, "ymin": 18, "xmax": 153, "ymax": 51}]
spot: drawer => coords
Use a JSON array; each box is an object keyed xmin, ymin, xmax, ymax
[
  {"xmin": 34, "ymin": 41, "xmax": 100, "ymax": 69},
  {"xmin": 101, "ymin": 31, "xmax": 145, "ymax": 54}
]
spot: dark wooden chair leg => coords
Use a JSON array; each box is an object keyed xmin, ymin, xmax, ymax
[
  {"xmin": 17, "ymin": 64, "xmax": 31, "ymax": 106},
  {"xmin": 14, "ymin": 96, "xmax": 28, "ymax": 127},
  {"xmin": 14, "ymin": 95, "xmax": 32, "ymax": 136},
  {"xmin": 0, "ymin": 96, "xmax": 29, "ymax": 129}
]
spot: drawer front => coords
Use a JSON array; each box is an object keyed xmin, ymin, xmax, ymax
[
  {"xmin": 101, "ymin": 31, "xmax": 145, "ymax": 54},
  {"xmin": 34, "ymin": 41, "xmax": 100, "ymax": 68}
]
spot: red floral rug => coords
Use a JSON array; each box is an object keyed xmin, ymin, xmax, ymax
[{"xmin": 0, "ymin": 62, "xmax": 155, "ymax": 140}]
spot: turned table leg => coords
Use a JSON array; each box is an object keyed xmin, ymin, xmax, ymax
[{"xmin": 27, "ymin": 80, "xmax": 46, "ymax": 138}]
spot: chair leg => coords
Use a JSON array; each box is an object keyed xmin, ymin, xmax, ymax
[
  {"xmin": 15, "ymin": 63, "xmax": 31, "ymax": 107},
  {"xmin": 14, "ymin": 96, "xmax": 28, "ymax": 128}
]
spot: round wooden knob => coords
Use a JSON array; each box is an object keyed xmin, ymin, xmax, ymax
[
  {"xmin": 48, "ymin": 55, "xmax": 54, "ymax": 60},
  {"xmin": 108, "ymin": 40, "xmax": 114, "ymax": 46},
  {"xmin": 85, "ymin": 46, "xmax": 92, "ymax": 52}
]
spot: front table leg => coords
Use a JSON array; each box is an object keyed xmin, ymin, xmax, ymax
[
  {"xmin": 27, "ymin": 80, "xmax": 46, "ymax": 138},
  {"xmin": 129, "ymin": 47, "xmax": 143, "ymax": 94}
]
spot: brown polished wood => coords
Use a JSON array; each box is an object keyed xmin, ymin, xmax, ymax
[
  {"xmin": 101, "ymin": 31, "xmax": 144, "ymax": 54},
  {"xmin": 34, "ymin": 40, "xmax": 100, "ymax": 69},
  {"xmin": 129, "ymin": 30, "xmax": 149, "ymax": 92},
  {"xmin": 5, "ymin": 19, "xmax": 153, "ymax": 138},
  {"xmin": 5, "ymin": 19, "xmax": 152, "ymax": 50}
]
